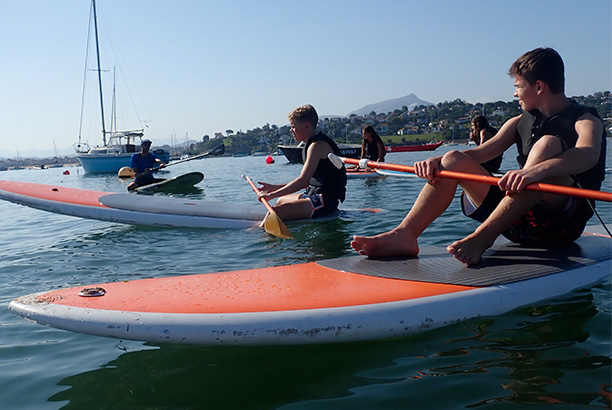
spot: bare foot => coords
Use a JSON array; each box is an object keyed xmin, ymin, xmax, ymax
[
  {"xmin": 351, "ymin": 229, "xmax": 419, "ymax": 258},
  {"xmin": 446, "ymin": 233, "xmax": 494, "ymax": 266}
]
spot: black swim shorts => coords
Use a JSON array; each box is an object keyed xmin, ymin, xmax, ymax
[{"xmin": 461, "ymin": 186, "xmax": 594, "ymax": 245}]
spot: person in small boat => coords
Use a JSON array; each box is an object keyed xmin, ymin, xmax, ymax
[
  {"xmin": 469, "ymin": 115, "xmax": 503, "ymax": 173},
  {"xmin": 127, "ymin": 139, "xmax": 166, "ymax": 191},
  {"xmin": 351, "ymin": 47, "xmax": 606, "ymax": 266},
  {"xmin": 257, "ymin": 104, "xmax": 347, "ymax": 220}
]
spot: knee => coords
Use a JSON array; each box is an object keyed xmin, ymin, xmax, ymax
[
  {"xmin": 441, "ymin": 150, "xmax": 474, "ymax": 169},
  {"xmin": 528, "ymin": 135, "xmax": 564, "ymax": 162}
]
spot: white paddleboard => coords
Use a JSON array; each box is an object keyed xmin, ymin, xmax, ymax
[
  {"xmin": 0, "ymin": 180, "xmax": 266, "ymax": 229},
  {"xmin": 375, "ymin": 169, "xmax": 419, "ymax": 178}
]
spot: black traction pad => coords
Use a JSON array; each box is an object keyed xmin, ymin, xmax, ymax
[{"xmin": 317, "ymin": 233, "xmax": 611, "ymax": 287}]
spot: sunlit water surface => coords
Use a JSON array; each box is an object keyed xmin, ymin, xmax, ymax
[{"xmin": 0, "ymin": 145, "xmax": 610, "ymax": 409}]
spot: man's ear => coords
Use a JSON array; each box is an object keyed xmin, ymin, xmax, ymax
[{"xmin": 535, "ymin": 80, "xmax": 545, "ymax": 94}]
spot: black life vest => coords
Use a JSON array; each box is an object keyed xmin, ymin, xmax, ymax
[
  {"xmin": 515, "ymin": 102, "xmax": 607, "ymax": 190},
  {"xmin": 364, "ymin": 139, "xmax": 384, "ymax": 161},
  {"xmin": 302, "ymin": 132, "xmax": 347, "ymax": 202},
  {"xmin": 481, "ymin": 126, "xmax": 503, "ymax": 173}
]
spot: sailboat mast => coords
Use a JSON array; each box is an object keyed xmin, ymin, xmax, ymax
[{"xmin": 92, "ymin": 0, "xmax": 107, "ymax": 145}]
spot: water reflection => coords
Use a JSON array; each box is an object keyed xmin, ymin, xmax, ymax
[
  {"xmin": 48, "ymin": 341, "xmax": 397, "ymax": 410},
  {"xmin": 47, "ymin": 288, "xmax": 610, "ymax": 410}
]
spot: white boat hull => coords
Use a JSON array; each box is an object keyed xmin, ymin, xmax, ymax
[{"xmin": 76, "ymin": 152, "xmax": 134, "ymax": 173}]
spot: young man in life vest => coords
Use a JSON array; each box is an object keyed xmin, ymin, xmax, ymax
[
  {"xmin": 257, "ymin": 104, "xmax": 347, "ymax": 220},
  {"xmin": 351, "ymin": 47, "xmax": 606, "ymax": 265}
]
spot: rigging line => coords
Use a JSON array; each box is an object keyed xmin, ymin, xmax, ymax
[
  {"xmin": 95, "ymin": 4, "xmax": 148, "ymax": 133},
  {"xmin": 92, "ymin": 0, "xmax": 107, "ymax": 144},
  {"xmin": 575, "ymin": 178, "xmax": 612, "ymax": 238},
  {"xmin": 77, "ymin": 1, "xmax": 95, "ymax": 148}
]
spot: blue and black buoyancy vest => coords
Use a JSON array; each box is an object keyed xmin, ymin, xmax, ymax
[
  {"xmin": 302, "ymin": 132, "xmax": 347, "ymax": 202},
  {"xmin": 516, "ymin": 101, "xmax": 607, "ymax": 191}
]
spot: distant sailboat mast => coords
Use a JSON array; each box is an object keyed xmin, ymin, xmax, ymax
[{"xmin": 92, "ymin": 0, "xmax": 107, "ymax": 146}]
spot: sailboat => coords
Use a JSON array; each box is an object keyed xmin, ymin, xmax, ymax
[
  {"xmin": 74, "ymin": 0, "xmax": 168, "ymax": 173},
  {"xmin": 46, "ymin": 141, "xmax": 64, "ymax": 168}
]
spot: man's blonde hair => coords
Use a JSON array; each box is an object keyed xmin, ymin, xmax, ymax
[{"xmin": 288, "ymin": 104, "xmax": 318, "ymax": 127}]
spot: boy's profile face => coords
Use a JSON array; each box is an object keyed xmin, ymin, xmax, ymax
[
  {"xmin": 513, "ymin": 75, "xmax": 539, "ymax": 112},
  {"xmin": 290, "ymin": 119, "xmax": 311, "ymax": 142}
]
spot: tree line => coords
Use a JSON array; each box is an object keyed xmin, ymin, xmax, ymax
[{"xmin": 186, "ymin": 91, "xmax": 610, "ymax": 156}]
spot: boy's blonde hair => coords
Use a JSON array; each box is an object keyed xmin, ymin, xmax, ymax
[{"xmin": 288, "ymin": 104, "xmax": 318, "ymax": 127}]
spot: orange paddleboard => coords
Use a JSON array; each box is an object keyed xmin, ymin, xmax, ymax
[
  {"xmin": 9, "ymin": 227, "xmax": 610, "ymax": 345},
  {"xmin": 0, "ymin": 180, "xmax": 265, "ymax": 228}
]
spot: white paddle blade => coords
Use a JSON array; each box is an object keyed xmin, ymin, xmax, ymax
[{"xmin": 327, "ymin": 153, "xmax": 345, "ymax": 169}]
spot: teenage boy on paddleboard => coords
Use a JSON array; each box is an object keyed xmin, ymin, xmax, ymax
[
  {"xmin": 257, "ymin": 104, "xmax": 347, "ymax": 220},
  {"xmin": 127, "ymin": 139, "xmax": 166, "ymax": 191},
  {"xmin": 351, "ymin": 47, "xmax": 607, "ymax": 265}
]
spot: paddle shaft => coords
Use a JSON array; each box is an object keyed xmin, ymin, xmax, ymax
[
  {"xmin": 244, "ymin": 176, "xmax": 276, "ymax": 214},
  {"xmin": 152, "ymin": 143, "xmax": 225, "ymax": 171},
  {"xmin": 342, "ymin": 157, "xmax": 612, "ymax": 203}
]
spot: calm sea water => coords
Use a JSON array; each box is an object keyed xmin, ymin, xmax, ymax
[{"xmin": 1, "ymin": 145, "xmax": 610, "ymax": 410}]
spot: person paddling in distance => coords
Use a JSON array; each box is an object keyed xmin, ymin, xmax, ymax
[
  {"xmin": 127, "ymin": 139, "xmax": 166, "ymax": 191},
  {"xmin": 257, "ymin": 104, "xmax": 347, "ymax": 220},
  {"xmin": 351, "ymin": 47, "xmax": 606, "ymax": 265}
]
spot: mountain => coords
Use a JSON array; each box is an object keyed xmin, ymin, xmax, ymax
[{"xmin": 349, "ymin": 94, "xmax": 433, "ymax": 116}]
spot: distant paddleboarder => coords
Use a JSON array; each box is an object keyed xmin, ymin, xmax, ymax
[{"xmin": 127, "ymin": 139, "xmax": 166, "ymax": 191}]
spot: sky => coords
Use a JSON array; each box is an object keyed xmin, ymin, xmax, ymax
[{"xmin": 1, "ymin": 0, "xmax": 611, "ymax": 157}]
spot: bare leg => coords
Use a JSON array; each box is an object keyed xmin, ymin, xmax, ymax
[
  {"xmin": 273, "ymin": 194, "xmax": 316, "ymax": 220},
  {"xmin": 351, "ymin": 180, "xmax": 455, "ymax": 257},
  {"xmin": 351, "ymin": 151, "xmax": 489, "ymax": 258},
  {"xmin": 446, "ymin": 192, "xmax": 541, "ymax": 265},
  {"xmin": 447, "ymin": 135, "xmax": 569, "ymax": 265}
]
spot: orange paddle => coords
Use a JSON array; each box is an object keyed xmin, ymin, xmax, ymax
[
  {"xmin": 242, "ymin": 175, "xmax": 293, "ymax": 239},
  {"xmin": 329, "ymin": 154, "xmax": 612, "ymax": 203}
]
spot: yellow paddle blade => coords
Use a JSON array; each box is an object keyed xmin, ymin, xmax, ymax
[{"xmin": 263, "ymin": 212, "xmax": 293, "ymax": 240}]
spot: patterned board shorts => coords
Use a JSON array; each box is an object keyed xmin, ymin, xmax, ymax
[
  {"xmin": 300, "ymin": 192, "xmax": 339, "ymax": 218},
  {"xmin": 461, "ymin": 186, "xmax": 594, "ymax": 245}
]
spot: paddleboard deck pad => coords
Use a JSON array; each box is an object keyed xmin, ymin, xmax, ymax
[
  {"xmin": 135, "ymin": 172, "xmax": 204, "ymax": 193},
  {"xmin": 9, "ymin": 227, "xmax": 610, "ymax": 346},
  {"xmin": 0, "ymin": 180, "xmax": 266, "ymax": 229}
]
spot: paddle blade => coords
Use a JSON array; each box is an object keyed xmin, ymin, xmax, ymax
[
  {"xmin": 263, "ymin": 212, "xmax": 293, "ymax": 239},
  {"xmin": 209, "ymin": 143, "xmax": 225, "ymax": 156},
  {"xmin": 242, "ymin": 174, "xmax": 293, "ymax": 239},
  {"xmin": 328, "ymin": 153, "xmax": 344, "ymax": 169}
]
